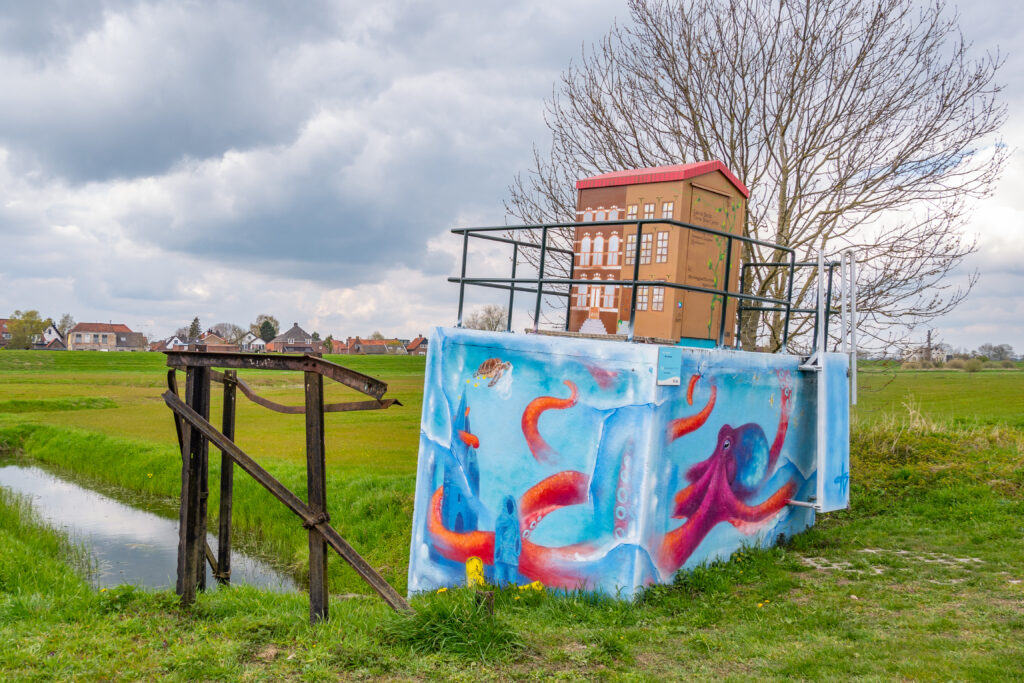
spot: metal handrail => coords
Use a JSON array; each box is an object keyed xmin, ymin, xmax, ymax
[{"xmin": 450, "ymin": 219, "xmax": 850, "ymax": 352}]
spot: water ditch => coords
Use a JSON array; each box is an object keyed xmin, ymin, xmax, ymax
[{"xmin": 0, "ymin": 460, "xmax": 297, "ymax": 592}]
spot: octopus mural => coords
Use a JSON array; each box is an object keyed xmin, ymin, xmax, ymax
[{"xmin": 409, "ymin": 327, "xmax": 845, "ymax": 598}]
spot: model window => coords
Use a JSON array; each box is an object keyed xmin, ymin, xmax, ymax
[
  {"xmin": 626, "ymin": 205, "xmax": 638, "ymax": 220},
  {"xmin": 652, "ymin": 287, "xmax": 665, "ymax": 311},
  {"xmin": 656, "ymin": 231, "xmax": 669, "ymax": 263},
  {"xmin": 661, "ymin": 202, "xmax": 674, "ymax": 219},
  {"xmin": 75, "ymin": 333, "xmax": 81, "ymax": 341},
  {"xmin": 636, "ymin": 286, "xmax": 649, "ymax": 311},
  {"xmin": 625, "ymin": 234, "xmax": 637, "ymax": 265},
  {"xmin": 607, "ymin": 234, "xmax": 620, "ymax": 265},
  {"xmin": 590, "ymin": 282, "xmax": 602, "ymax": 309},
  {"xmin": 576, "ymin": 275, "xmax": 588, "ymax": 307},
  {"xmin": 603, "ymin": 278, "xmax": 616, "ymax": 308},
  {"xmin": 595, "ymin": 210, "xmax": 606, "ymax": 222},
  {"xmin": 583, "ymin": 210, "xmax": 593, "ymax": 222},
  {"xmin": 580, "ymin": 233, "xmax": 591, "ymax": 267},
  {"xmin": 93, "ymin": 334, "xmax": 99, "ymax": 343},
  {"xmin": 640, "ymin": 233, "xmax": 653, "ymax": 265},
  {"xmin": 607, "ymin": 208, "xmax": 619, "ymax": 220},
  {"xmin": 643, "ymin": 203, "xmax": 655, "ymax": 219},
  {"xmin": 593, "ymin": 234, "xmax": 604, "ymax": 266}
]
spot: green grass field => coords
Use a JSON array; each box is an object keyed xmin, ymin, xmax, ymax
[{"xmin": 0, "ymin": 350, "xmax": 1022, "ymax": 680}]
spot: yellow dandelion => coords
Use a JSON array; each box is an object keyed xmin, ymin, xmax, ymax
[
  {"xmin": 436, "ymin": 587, "xmax": 448, "ymax": 593},
  {"xmin": 757, "ymin": 603, "xmax": 763, "ymax": 608}
]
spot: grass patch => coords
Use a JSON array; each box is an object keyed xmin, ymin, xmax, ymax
[
  {"xmin": 1, "ymin": 350, "xmax": 1023, "ymax": 678},
  {"xmin": 0, "ymin": 397, "xmax": 116, "ymax": 413}
]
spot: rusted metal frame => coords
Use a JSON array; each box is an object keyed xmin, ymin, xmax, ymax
[
  {"xmin": 305, "ymin": 371, "xmax": 329, "ymax": 623},
  {"xmin": 216, "ymin": 370, "xmax": 237, "ymax": 584},
  {"xmin": 162, "ymin": 389, "xmax": 412, "ymax": 613},
  {"xmin": 175, "ymin": 366, "xmax": 210, "ymax": 605},
  {"xmin": 175, "ymin": 367, "xmax": 399, "ymax": 415},
  {"xmin": 195, "ymin": 367, "xmax": 211, "ymax": 593},
  {"xmin": 168, "ymin": 370, "xmax": 222, "ymax": 580},
  {"xmin": 165, "ymin": 352, "xmax": 386, "ymax": 401}
]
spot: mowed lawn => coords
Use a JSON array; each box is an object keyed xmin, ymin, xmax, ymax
[{"xmin": 1, "ymin": 350, "xmax": 1023, "ymax": 680}]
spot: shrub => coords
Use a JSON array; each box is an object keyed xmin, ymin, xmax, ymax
[
  {"xmin": 965, "ymin": 358, "xmax": 983, "ymax": 373},
  {"xmin": 946, "ymin": 358, "xmax": 966, "ymax": 369},
  {"xmin": 983, "ymin": 361, "xmax": 1000, "ymax": 369},
  {"xmin": 901, "ymin": 361, "xmax": 921, "ymax": 370},
  {"xmin": 1000, "ymin": 360, "xmax": 1016, "ymax": 369}
]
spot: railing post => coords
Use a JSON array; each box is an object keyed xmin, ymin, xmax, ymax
[
  {"xmin": 565, "ymin": 241, "xmax": 575, "ymax": 331},
  {"xmin": 823, "ymin": 262, "xmax": 836, "ymax": 349},
  {"xmin": 457, "ymin": 231, "xmax": 468, "ymax": 327},
  {"xmin": 176, "ymin": 364, "xmax": 210, "ymax": 605},
  {"xmin": 717, "ymin": 235, "xmax": 733, "ymax": 348},
  {"xmin": 216, "ymin": 370, "xmax": 237, "ymax": 585},
  {"xmin": 782, "ymin": 250, "xmax": 796, "ymax": 350},
  {"xmin": 507, "ymin": 242, "xmax": 518, "ymax": 332},
  {"xmin": 305, "ymin": 370, "xmax": 329, "ymax": 624},
  {"xmin": 533, "ymin": 226, "xmax": 548, "ymax": 333},
  {"xmin": 627, "ymin": 222, "xmax": 644, "ymax": 342}
]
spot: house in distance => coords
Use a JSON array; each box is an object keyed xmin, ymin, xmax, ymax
[{"xmin": 569, "ymin": 161, "xmax": 748, "ymax": 345}]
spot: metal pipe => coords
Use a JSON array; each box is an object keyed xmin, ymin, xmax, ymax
[
  {"xmin": 533, "ymin": 225, "xmax": 548, "ymax": 333},
  {"xmin": 507, "ymin": 243, "xmax": 518, "ymax": 332},
  {"xmin": 717, "ymin": 235, "xmax": 733, "ymax": 347},
  {"xmin": 850, "ymin": 251, "xmax": 858, "ymax": 405},
  {"xmin": 565, "ymin": 243, "xmax": 575, "ymax": 331},
  {"xmin": 456, "ymin": 232, "xmax": 468, "ymax": 327},
  {"xmin": 626, "ymin": 222, "xmax": 644, "ymax": 342},
  {"xmin": 823, "ymin": 260, "xmax": 835, "ymax": 350},
  {"xmin": 782, "ymin": 249, "xmax": 796, "ymax": 350},
  {"xmin": 453, "ymin": 218, "xmax": 795, "ymax": 254}
]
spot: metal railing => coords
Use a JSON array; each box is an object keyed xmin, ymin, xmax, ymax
[{"xmin": 450, "ymin": 219, "xmax": 809, "ymax": 348}]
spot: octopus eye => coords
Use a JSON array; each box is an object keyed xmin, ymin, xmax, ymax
[{"xmin": 723, "ymin": 439, "xmax": 731, "ymax": 450}]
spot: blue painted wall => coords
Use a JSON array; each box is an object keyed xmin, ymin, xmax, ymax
[{"xmin": 408, "ymin": 327, "xmax": 849, "ymax": 598}]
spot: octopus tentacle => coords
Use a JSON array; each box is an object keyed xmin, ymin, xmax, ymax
[
  {"xmin": 767, "ymin": 373, "xmax": 793, "ymax": 470},
  {"xmin": 427, "ymin": 487, "xmax": 494, "ymax": 563},
  {"xmin": 519, "ymin": 470, "xmax": 589, "ymax": 531},
  {"xmin": 667, "ymin": 385, "xmax": 716, "ymax": 443},
  {"xmin": 521, "ymin": 380, "xmax": 579, "ymax": 463}
]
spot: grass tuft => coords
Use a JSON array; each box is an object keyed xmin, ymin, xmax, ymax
[{"xmin": 378, "ymin": 589, "xmax": 526, "ymax": 660}]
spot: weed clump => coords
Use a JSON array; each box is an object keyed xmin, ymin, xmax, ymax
[
  {"xmin": 964, "ymin": 358, "xmax": 983, "ymax": 373},
  {"xmin": 378, "ymin": 589, "xmax": 525, "ymax": 660}
]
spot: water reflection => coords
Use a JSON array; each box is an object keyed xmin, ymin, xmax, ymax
[{"xmin": 0, "ymin": 464, "xmax": 296, "ymax": 592}]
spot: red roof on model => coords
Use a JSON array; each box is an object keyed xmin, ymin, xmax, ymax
[{"xmin": 575, "ymin": 160, "xmax": 749, "ymax": 198}]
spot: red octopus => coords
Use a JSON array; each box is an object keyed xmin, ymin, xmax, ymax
[{"xmin": 657, "ymin": 372, "xmax": 795, "ymax": 575}]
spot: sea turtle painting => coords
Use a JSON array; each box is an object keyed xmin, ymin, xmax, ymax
[{"xmin": 473, "ymin": 358, "xmax": 512, "ymax": 387}]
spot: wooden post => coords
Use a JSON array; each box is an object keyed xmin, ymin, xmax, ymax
[
  {"xmin": 216, "ymin": 370, "xmax": 237, "ymax": 585},
  {"xmin": 305, "ymin": 370, "xmax": 329, "ymax": 623},
  {"xmin": 176, "ymin": 365, "xmax": 210, "ymax": 604}
]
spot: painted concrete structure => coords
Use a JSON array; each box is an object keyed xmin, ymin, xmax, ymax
[{"xmin": 408, "ymin": 327, "xmax": 850, "ymax": 598}]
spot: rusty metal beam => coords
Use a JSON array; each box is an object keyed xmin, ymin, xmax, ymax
[
  {"xmin": 162, "ymin": 389, "xmax": 412, "ymax": 614},
  {"xmin": 165, "ymin": 351, "xmax": 387, "ymax": 400},
  {"xmin": 173, "ymin": 368, "xmax": 400, "ymax": 415}
]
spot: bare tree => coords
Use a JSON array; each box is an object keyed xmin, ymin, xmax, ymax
[
  {"xmin": 507, "ymin": 0, "xmax": 1005, "ymax": 351},
  {"xmin": 464, "ymin": 305, "xmax": 509, "ymax": 331},
  {"xmin": 56, "ymin": 313, "xmax": 75, "ymax": 337},
  {"xmin": 210, "ymin": 322, "xmax": 245, "ymax": 342}
]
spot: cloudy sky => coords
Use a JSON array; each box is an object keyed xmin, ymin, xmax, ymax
[{"xmin": 0, "ymin": 0, "xmax": 1020, "ymax": 352}]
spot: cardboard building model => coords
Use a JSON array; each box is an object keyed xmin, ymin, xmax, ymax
[{"xmin": 568, "ymin": 161, "xmax": 748, "ymax": 344}]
